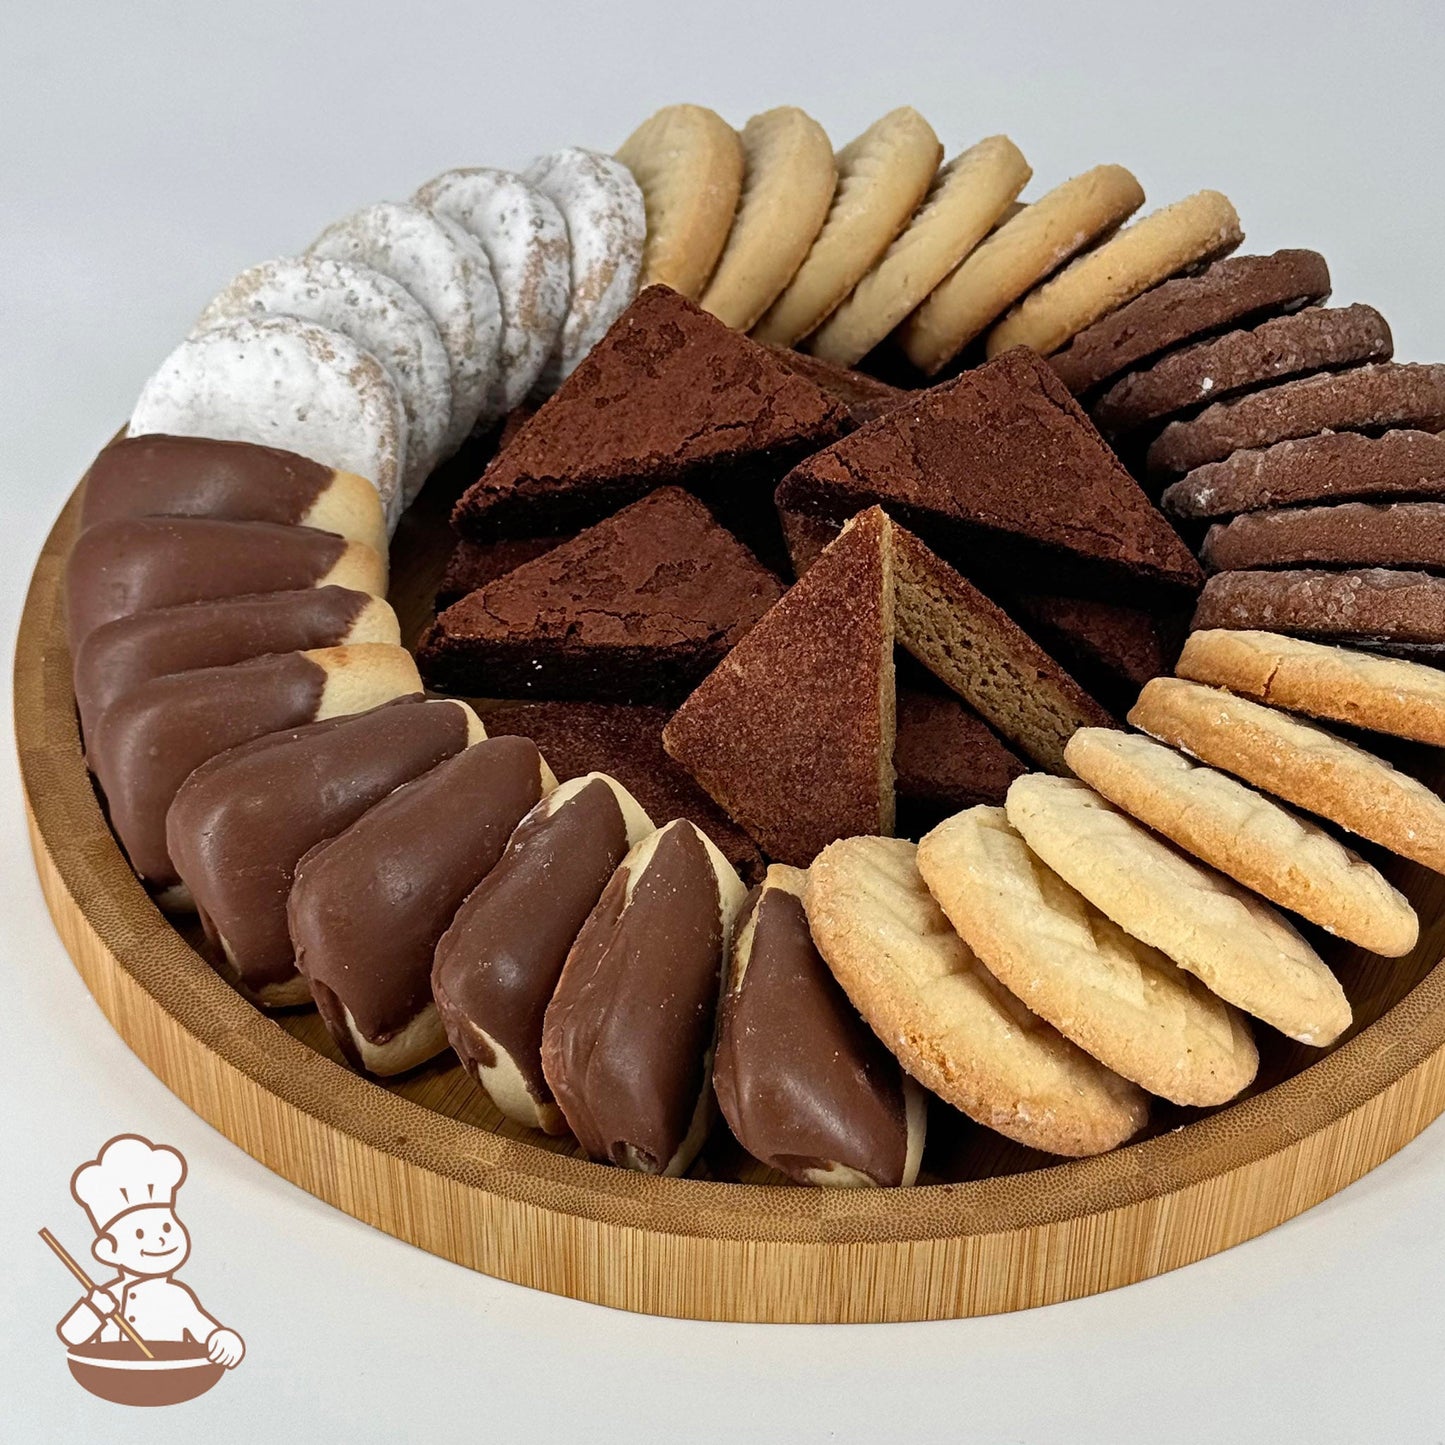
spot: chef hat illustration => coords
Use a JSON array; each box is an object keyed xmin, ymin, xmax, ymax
[{"xmin": 71, "ymin": 1135, "xmax": 187, "ymax": 1234}]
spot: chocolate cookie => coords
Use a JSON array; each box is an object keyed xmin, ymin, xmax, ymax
[
  {"xmin": 1146, "ymin": 362, "xmax": 1445, "ymax": 478},
  {"xmin": 1202, "ymin": 502, "xmax": 1445, "ymax": 573},
  {"xmin": 1093, "ymin": 304, "xmax": 1393, "ymax": 436},
  {"xmin": 1049, "ymin": 249, "xmax": 1331, "ymax": 395},
  {"xmin": 1161, "ymin": 430, "xmax": 1445, "ymax": 520},
  {"xmin": 1192, "ymin": 567, "xmax": 1445, "ymax": 644}
]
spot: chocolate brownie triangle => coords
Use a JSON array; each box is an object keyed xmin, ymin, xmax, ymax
[
  {"xmin": 417, "ymin": 487, "xmax": 784, "ymax": 704},
  {"xmin": 775, "ymin": 348, "xmax": 1203, "ymax": 600},
  {"xmin": 662, "ymin": 507, "xmax": 1109, "ymax": 865},
  {"xmin": 451, "ymin": 286, "xmax": 850, "ymax": 559}
]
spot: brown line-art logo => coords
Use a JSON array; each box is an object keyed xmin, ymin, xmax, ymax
[{"xmin": 39, "ymin": 1134, "xmax": 245, "ymax": 1407}]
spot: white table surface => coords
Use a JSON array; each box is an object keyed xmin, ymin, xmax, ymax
[{"xmin": 6, "ymin": 3, "xmax": 1445, "ymax": 1439}]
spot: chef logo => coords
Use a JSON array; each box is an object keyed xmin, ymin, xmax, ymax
[{"xmin": 40, "ymin": 1134, "xmax": 245, "ymax": 1407}]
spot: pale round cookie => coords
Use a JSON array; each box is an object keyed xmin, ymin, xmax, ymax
[
  {"xmin": 616, "ymin": 104, "xmax": 745, "ymax": 300},
  {"xmin": 917, "ymin": 806, "xmax": 1258, "ymax": 1104},
  {"xmin": 413, "ymin": 167, "xmax": 571, "ymax": 412},
  {"xmin": 522, "ymin": 147, "xmax": 646, "ymax": 392},
  {"xmin": 1129, "ymin": 676, "xmax": 1445, "ymax": 875},
  {"xmin": 1065, "ymin": 728, "xmax": 1417, "ymax": 956},
  {"xmin": 986, "ymin": 190, "xmax": 1243, "ymax": 359},
  {"xmin": 308, "ymin": 200, "xmax": 502, "ymax": 448},
  {"xmin": 752, "ymin": 107, "xmax": 943, "ymax": 347},
  {"xmin": 128, "ymin": 316, "xmax": 407, "ymax": 532},
  {"xmin": 698, "ymin": 107, "xmax": 837, "ymax": 331},
  {"xmin": 193, "ymin": 254, "xmax": 453, "ymax": 503},
  {"xmin": 900, "ymin": 165, "xmax": 1145, "ymax": 375},
  {"xmin": 1006, "ymin": 775, "xmax": 1351, "ymax": 1046},
  {"xmin": 808, "ymin": 135, "xmax": 1031, "ymax": 367},
  {"xmin": 1179, "ymin": 628, "xmax": 1445, "ymax": 746},
  {"xmin": 804, "ymin": 835, "xmax": 1149, "ymax": 1157}
]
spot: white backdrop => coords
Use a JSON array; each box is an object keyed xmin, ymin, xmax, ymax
[{"xmin": 5, "ymin": 3, "xmax": 1445, "ymax": 1440}]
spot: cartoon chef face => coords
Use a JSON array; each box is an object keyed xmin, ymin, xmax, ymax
[
  {"xmin": 92, "ymin": 1202, "xmax": 191, "ymax": 1278},
  {"xmin": 71, "ymin": 1135, "xmax": 191, "ymax": 1278}
]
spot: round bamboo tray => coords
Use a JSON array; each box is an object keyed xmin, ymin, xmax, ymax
[{"xmin": 19, "ymin": 465, "xmax": 1445, "ymax": 1324}]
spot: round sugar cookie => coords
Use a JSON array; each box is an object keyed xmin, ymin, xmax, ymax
[
  {"xmin": 699, "ymin": 107, "xmax": 837, "ymax": 331},
  {"xmin": 616, "ymin": 104, "xmax": 745, "ymax": 300},
  {"xmin": 129, "ymin": 316, "xmax": 407, "ymax": 532},
  {"xmin": 808, "ymin": 134, "xmax": 1032, "ymax": 367},
  {"xmin": 1005, "ymin": 774, "xmax": 1351, "ymax": 1047},
  {"xmin": 917, "ymin": 806, "xmax": 1258, "ymax": 1105},
  {"xmin": 900, "ymin": 165, "xmax": 1144, "ymax": 375},
  {"xmin": 986, "ymin": 190, "xmax": 1243, "ymax": 359},
  {"xmin": 752, "ymin": 107, "xmax": 942, "ymax": 347},
  {"xmin": 414, "ymin": 167, "xmax": 570, "ymax": 411},
  {"xmin": 523, "ymin": 147, "xmax": 646, "ymax": 392},
  {"xmin": 194, "ymin": 254, "xmax": 453, "ymax": 503},
  {"xmin": 308, "ymin": 200, "xmax": 501, "ymax": 447},
  {"xmin": 804, "ymin": 834, "xmax": 1149, "ymax": 1157}
]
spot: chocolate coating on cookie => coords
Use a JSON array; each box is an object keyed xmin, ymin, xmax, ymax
[
  {"xmin": 1192, "ymin": 568, "xmax": 1445, "ymax": 644},
  {"xmin": 1202, "ymin": 501, "xmax": 1445, "ymax": 573},
  {"xmin": 1049, "ymin": 249, "xmax": 1331, "ymax": 395}
]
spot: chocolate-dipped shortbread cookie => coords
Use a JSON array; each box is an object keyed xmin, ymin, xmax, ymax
[
  {"xmin": 713, "ymin": 866, "xmax": 926, "ymax": 1186},
  {"xmin": 290, "ymin": 736, "xmax": 556, "ymax": 1076},
  {"xmin": 65, "ymin": 516, "xmax": 386, "ymax": 650},
  {"xmin": 89, "ymin": 644, "xmax": 420, "ymax": 910},
  {"xmin": 166, "ymin": 696, "xmax": 484, "ymax": 1006},
  {"xmin": 433, "ymin": 775, "xmax": 655, "ymax": 1131},
  {"xmin": 542, "ymin": 820, "xmax": 748, "ymax": 1175}
]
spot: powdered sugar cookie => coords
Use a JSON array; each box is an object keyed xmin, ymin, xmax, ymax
[
  {"xmin": 128, "ymin": 316, "xmax": 407, "ymax": 531},
  {"xmin": 698, "ymin": 107, "xmax": 836, "ymax": 331},
  {"xmin": 194, "ymin": 254, "xmax": 452, "ymax": 502},
  {"xmin": 414, "ymin": 167, "xmax": 570, "ymax": 411},
  {"xmin": 808, "ymin": 135, "xmax": 1031, "ymax": 367},
  {"xmin": 523, "ymin": 147, "xmax": 645, "ymax": 392},
  {"xmin": 308, "ymin": 200, "xmax": 501, "ymax": 447}
]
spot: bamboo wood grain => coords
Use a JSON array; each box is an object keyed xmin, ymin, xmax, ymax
[{"xmin": 18, "ymin": 470, "xmax": 1445, "ymax": 1323}]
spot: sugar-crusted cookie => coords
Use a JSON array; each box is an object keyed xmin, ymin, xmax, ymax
[
  {"xmin": 752, "ymin": 107, "xmax": 942, "ymax": 347},
  {"xmin": 698, "ymin": 107, "xmax": 836, "ymax": 331},
  {"xmin": 1049, "ymin": 249, "xmax": 1332, "ymax": 395},
  {"xmin": 414, "ymin": 167, "xmax": 571, "ymax": 412},
  {"xmin": 523, "ymin": 147, "xmax": 646, "ymax": 391},
  {"xmin": 804, "ymin": 835, "xmax": 1149, "ymax": 1157},
  {"xmin": 986, "ymin": 190, "xmax": 1243, "ymax": 358},
  {"xmin": 128, "ymin": 316, "xmax": 407, "ymax": 530},
  {"xmin": 1201, "ymin": 501, "xmax": 1445, "ymax": 573},
  {"xmin": 1147, "ymin": 362, "xmax": 1445, "ymax": 478},
  {"xmin": 1093, "ymin": 303, "xmax": 1394, "ymax": 436},
  {"xmin": 808, "ymin": 135, "xmax": 1031, "ymax": 367},
  {"xmin": 1065, "ymin": 727, "xmax": 1417, "ymax": 956},
  {"xmin": 917, "ymin": 806, "xmax": 1258, "ymax": 1103},
  {"xmin": 1179, "ymin": 628, "xmax": 1445, "ymax": 746},
  {"xmin": 1006, "ymin": 775, "xmax": 1351, "ymax": 1045},
  {"xmin": 1130, "ymin": 676, "xmax": 1445, "ymax": 873},
  {"xmin": 194, "ymin": 254, "xmax": 453, "ymax": 501},
  {"xmin": 616, "ymin": 104, "xmax": 745, "ymax": 301},
  {"xmin": 900, "ymin": 164, "xmax": 1144, "ymax": 375},
  {"xmin": 309, "ymin": 200, "xmax": 502, "ymax": 446}
]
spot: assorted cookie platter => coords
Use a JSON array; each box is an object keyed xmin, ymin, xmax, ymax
[{"xmin": 19, "ymin": 102, "xmax": 1445, "ymax": 1322}]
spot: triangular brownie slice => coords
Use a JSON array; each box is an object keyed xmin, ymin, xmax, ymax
[
  {"xmin": 775, "ymin": 348, "xmax": 1202, "ymax": 599},
  {"xmin": 418, "ymin": 487, "xmax": 784, "ymax": 704},
  {"xmin": 452, "ymin": 285, "xmax": 850, "ymax": 554},
  {"xmin": 663, "ymin": 508, "xmax": 1110, "ymax": 864}
]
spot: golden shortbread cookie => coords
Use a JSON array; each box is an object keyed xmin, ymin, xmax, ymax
[
  {"xmin": 1130, "ymin": 676, "xmax": 1445, "ymax": 874},
  {"xmin": 1006, "ymin": 775, "xmax": 1351, "ymax": 1046},
  {"xmin": 900, "ymin": 164, "xmax": 1144, "ymax": 375},
  {"xmin": 807, "ymin": 135, "xmax": 1031, "ymax": 367},
  {"xmin": 917, "ymin": 806, "xmax": 1258, "ymax": 1104},
  {"xmin": 1065, "ymin": 728, "xmax": 1417, "ymax": 956},
  {"xmin": 752, "ymin": 107, "xmax": 942, "ymax": 347},
  {"xmin": 986, "ymin": 190, "xmax": 1242, "ymax": 358},
  {"xmin": 698, "ymin": 108, "xmax": 837, "ymax": 331},
  {"xmin": 1179, "ymin": 629, "xmax": 1445, "ymax": 747},
  {"xmin": 616, "ymin": 104, "xmax": 745, "ymax": 299},
  {"xmin": 804, "ymin": 835, "xmax": 1149, "ymax": 1157}
]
